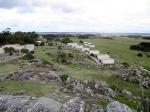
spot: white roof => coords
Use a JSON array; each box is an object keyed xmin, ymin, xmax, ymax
[
  {"xmin": 1, "ymin": 44, "xmax": 35, "ymax": 52},
  {"xmin": 97, "ymin": 54, "xmax": 110, "ymax": 60},
  {"xmin": 75, "ymin": 45, "xmax": 83, "ymax": 49},
  {"xmin": 81, "ymin": 47, "xmax": 90, "ymax": 51},
  {"xmin": 24, "ymin": 44, "xmax": 35, "ymax": 51},
  {"xmin": 89, "ymin": 50, "xmax": 99, "ymax": 55},
  {"xmin": 89, "ymin": 45, "xmax": 95, "ymax": 48},
  {"xmin": 101, "ymin": 58, "xmax": 114, "ymax": 64},
  {"xmin": 0, "ymin": 48, "xmax": 4, "ymax": 54},
  {"xmin": 84, "ymin": 42, "xmax": 88, "ymax": 44},
  {"xmin": 88, "ymin": 42, "xmax": 92, "ymax": 45},
  {"xmin": 67, "ymin": 43, "xmax": 78, "ymax": 47}
]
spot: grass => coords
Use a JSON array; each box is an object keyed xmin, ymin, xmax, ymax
[
  {"xmin": 0, "ymin": 38, "xmax": 149, "ymax": 110},
  {"xmin": 0, "ymin": 64, "xmax": 19, "ymax": 74},
  {"xmin": 72, "ymin": 37, "xmax": 150, "ymax": 70},
  {"xmin": 0, "ymin": 80, "xmax": 59, "ymax": 97}
]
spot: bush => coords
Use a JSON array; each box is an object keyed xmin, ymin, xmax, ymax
[
  {"xmin": 3, "ymin": 47, "xmax": 15, "ymax": 53},
  {"xmin": 21, "ymin": 48, "xmax": 29, "ymax": 53},
  {"xmin": 57, "ymin": 51, "xmax": 68, "ymax": 64},
  {"xmin": 42, "ymin": 59, "xmax": 50, "ymax": 65},
  {"xmin": 68, "ymin": 53, "xmax": 74, "ymax": 58},
  {"xmin": 130, "ymin": 42, "xmax": 150, "ymax": 52},
  {"xmin": 79, "ymin": 40, "xmax": 83, "ymax": 43},
  {"xmin": 61, "ymin": 37, "xmax": 73, "ymax": 44},
  {"xmin": 40, "ymin": 41, "xmax": 45, "ymax": 46},
  {"xmin": 48, "ymin": 42, "xmax": 53, "ymax": 46},
  {"xmin": 137, "ymin": 53, "xmax": 143, "ymax": 57},
  {"xmin": 147, "ymin": 54, "xmax": 150, "ymax": 58},
  {"xmin": 30, "ymin": 51, "xmax": 34, "ymax": 54},
  {"xmin": 57, "ymin": 46, "xmax": 62, "ymax": 50},
  {"xmin": 60, "ymin": 74, "xmax": 68, "ymax": 82},
  {"xmin": 23, "ymin": 53, "xmax": 35, "ymax": 60}
]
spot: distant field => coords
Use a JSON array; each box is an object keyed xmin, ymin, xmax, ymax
[{"xmin": 72, "ymin": 37, "xmax": 150, "ymax": 70}]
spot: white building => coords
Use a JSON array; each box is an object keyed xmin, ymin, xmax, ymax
[
  {"xmin": 97, "ymin": 54, "xmax": 110, "ymax": 60},
  {"xmin": 24, "ymin": 44, "xmax": 35, "ymax": 51},
  {"xmin": 0, "ymin": 48, "xmax": 4, "ymax": 54},
  {"xmin": 81, "ymin": 47, "xmax": 90, "ymax": 52},
  {"xmin": 89, "ymin": 50, "xmax": 99, "ymax": 55},
  {"xmin": 67, "ymin": 43, "xmax": 78, "ymax": 48},
  {"xmin": 84, "ymin": 41, "xmax": 88, "ymax": 44},
  {"xmin": 1, "ymin": 44, "xmax": 35, "ymax": 53},
  {"xmin": 89, "ymin": 45, "xmax": 95, "ymax": 48},
  {"xmin": 87, "ymin": 42, "xmax": 92, "ymax": 45},
  {"xmin": 75, "ymin": 45, "xmax": 84, "ymax": 50},
  {"xmin": 101, "ymin": 58, "xmax": 114, "ymax": 64},
  {"xmin": 84, "ymin": 43, "xmax": 89, "ymax": 47}
]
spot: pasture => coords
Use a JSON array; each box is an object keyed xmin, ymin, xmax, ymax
[{"xmin": 72, "ymin": 37, "xmax": 150, "ymax": 70}]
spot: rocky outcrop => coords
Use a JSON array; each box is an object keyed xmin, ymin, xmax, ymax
[
  {"xmin": 117, "ymin": 65, "xmax": 150, "ymax": 88},
  {"xmin": 59, "ymin": 97, "xmax": 85, "ymax": 112},
  {"xmin": 105, "ymin": 101, "xmax": 133, "ymax": 112},
  {"xmin": 0, "ymin": 70, "xmax": 60, "ymax": 82},
  {"xmin": 0, "ymin": 95, "xmax": 62, "ymax": 112}
]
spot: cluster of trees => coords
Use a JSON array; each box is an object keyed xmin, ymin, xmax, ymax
[
  {"xmin": 61, "ymin": 37, "xmax": 73, "ymax": 44},
  {"xmin": 143, "ymin": 37, "xmax": 150, "ymax": 40},
  {"xmin": 0, "ymin": 28, "xmax": 39, "ymax": 45},
  {"xmin": 130, "ymin": 42, "xmax": 150, "ymax": 52},
  {"xmin": 3, "ymin": 47, "xmax": 15, "ymax": 55}
]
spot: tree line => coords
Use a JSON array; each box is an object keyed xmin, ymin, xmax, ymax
[
  {"xmin": 0, "ymin": 28, "xmax": 39, "ymax": 45},
  {"xmin": 130, "ymin": 42, "xmax": 150, "ymax": 52}
]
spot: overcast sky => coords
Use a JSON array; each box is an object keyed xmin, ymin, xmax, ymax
[{"xmin": 0, "ymin": 0, "xmax": 150, "ymax": 33}]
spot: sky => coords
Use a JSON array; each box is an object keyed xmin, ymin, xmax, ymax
[{"xmin": 0, "ymin": 0, "xmax": 150, "ymax": 33}]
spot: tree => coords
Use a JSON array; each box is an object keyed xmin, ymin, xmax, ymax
[
  {"xmin": 61, "ymin": 37, "xmax": 73, "ymax": 44},
  {"xmin": 60, "ymin": 74, "xmax": 68, "ymax": 82},
  {"xmin": 23, "ymin": 53, "xmax": 35, "ymax": 60},
  {"xmin": 0, "ymin": 29, "xmax": 39, "ymax": 45},
  {"xmin": 3, "ymin": 47, "xmax": 15, "ymax": 54},
  {"xmin": 137, "ymin": 53, "xmax": 143, "ymax": 57},
  {"xmin": 48, "ymin": 42, "xmax": 53, "ymax": 46}
]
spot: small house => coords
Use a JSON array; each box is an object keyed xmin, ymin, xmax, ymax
[
  {"xmin": 89, "ymin": 50, "xmax": 99, "ymax": 55},
  {"xmin": 75, "ymin": 45, "xmax": 84, "ymax": 50},
  {"xmin": 89, "ymin": 45, "xmax": 95, "ymax": 48},
  {"xmin": 101, "ymin": 58, "xmax": 114, "ymax": 64},
  {"xmin": 81, "ymin": 47, "xmax": 90, "ymax": 52},
  {"xmin": 67, "ymin": 43, "xmax": 78, "ymax": 48},
  {"xmin": 97, "ymin": 54, "xmax": 110, "ymax": 60}
]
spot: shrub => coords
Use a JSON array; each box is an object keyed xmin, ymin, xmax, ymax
[
  {"xmin": 137, "ymin": 53, "xmax": 143, "ymax": 57},
  {"xmin": 60, "ymin": 74, "xmax": 68, "ymax": 82},
  {"xmin": 40, "ymin": 41, "xmax": 45, "ymax": 46},
  {"xmin": 48, "ymin": 42, "xmax": 53, "ymax": 46},
  {"xmin": 30, "ymin": 51, "xmax": 34, "ymax": 54},
  {"xmin": 61, "ymin": 37, "xmax": 73, "ymax": 44},
  {"xmin": 68, "ymin": 53, "xmax": 74, "ymax": 58},
  {"xmin": 42, "ymin": 59, "xmax": 50, "ymax": 65},
  {"xmin": 79, "ymin": 40, "xmax": 83, "ymax": 43},
  {"xmin": 21, "ymin": 48, "xmax": 29, "ymax": 53},
  {"xmin": 23, "ymin": 53, "xmax": 35, "ymax": 60},
  {"xmin": 3, "ymin": 47, "xmax": 15, "ymax": 53},
  {"xmin": 58, "ymin": 46, "xmax": 62, "ymax": 50}
]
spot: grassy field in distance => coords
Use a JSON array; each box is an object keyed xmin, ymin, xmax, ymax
[{"xmin": 72, "ymin": 37, "xmax": 150, "ymax": 70}]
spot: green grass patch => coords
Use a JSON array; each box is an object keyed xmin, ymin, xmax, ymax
[
  {"xmin": 0, "ymin": 64, "xmax": 19, "ymax": 74},
  {"xmin": 72, "ymin": 37, "xmax": 150, "ymax": 69},
  {"xmin": 0, "ymin": 80, "xmax": 59, "ymax": 97}
]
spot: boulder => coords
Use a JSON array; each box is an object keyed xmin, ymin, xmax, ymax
[
  {"xmin": 105, "ymin": 101, "xmax": 133, "ymax": 112},
  {"xmin": 59, "ymin": 97, "xmax": 85, "ymax": 112}
]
